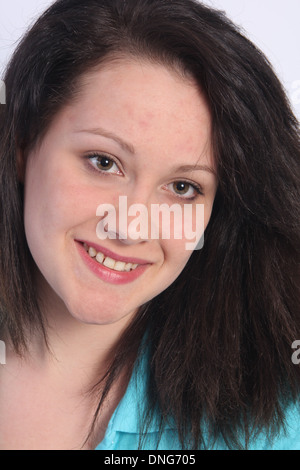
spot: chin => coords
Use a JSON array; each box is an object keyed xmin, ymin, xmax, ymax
[
  {"xmin": 72, "ymin": 312, "xmax": 126, "ymax": 326},
  {"xmin": 66, "ymin": 299, "xmax": 137, "ymax": 327}
]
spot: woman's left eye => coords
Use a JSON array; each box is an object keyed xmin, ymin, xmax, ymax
[
  {"xmin": 86, "ymin": 153, "xmax": 122, "ymax": 175},
  {"xmin": 167, "ymin": 181, "xmax": 203, "ymax": 199}
]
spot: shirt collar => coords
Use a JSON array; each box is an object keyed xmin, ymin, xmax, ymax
[{"xmin": 109, "ymin": 350, "xmax": 176, "ymax": 434}]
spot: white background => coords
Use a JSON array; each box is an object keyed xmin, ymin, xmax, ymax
[{"xmin": 0, "ymin": 0, "xmax": 299, "ymax": 118}]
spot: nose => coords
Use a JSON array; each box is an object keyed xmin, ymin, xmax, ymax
[
  {"xmin": 96, "ymin": 191, "xmax": 153, "ymax": 246},
  {"xmin": 117, "ymin": 194, "xmax": 151, "ymax": 245}
]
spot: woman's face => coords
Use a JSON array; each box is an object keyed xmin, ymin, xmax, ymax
[{"xmin": 23, "ymin": 58, "xmax": 217, "ymax": 326}]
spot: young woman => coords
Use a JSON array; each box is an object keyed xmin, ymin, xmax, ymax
[{"xmin": 0, "ymin": 0, "xmax": 299, "ymax": 450}]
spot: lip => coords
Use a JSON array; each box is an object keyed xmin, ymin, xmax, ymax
[{"xmin": 75, "ymin": 240, "xmax": 151, "ymax": 285}]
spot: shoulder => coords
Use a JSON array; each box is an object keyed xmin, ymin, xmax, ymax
[{"xmin": 95, "ymin": 348, "xmax": 300, "ymax": 450}]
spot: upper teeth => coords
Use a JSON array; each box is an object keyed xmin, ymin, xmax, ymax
[{"xmin": 84, "ymin": 244, "xmax": 139, "ymax": 272}]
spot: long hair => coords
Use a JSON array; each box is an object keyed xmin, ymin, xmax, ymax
[{"xmin": 0, "ymin": 0, "xmax": 299, "ymax": 449}]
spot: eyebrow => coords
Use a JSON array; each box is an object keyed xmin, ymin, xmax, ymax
[
  {"xmin": 174, "ymin": 164, "xmax": 216, "ymax": 175},
  {"xmin": 75, "ymin": 127, "xmax": 215, "ymax": 175},
  {"xmin": 74, "ymin": 127, "xmax": 135, "ymax": 155}
]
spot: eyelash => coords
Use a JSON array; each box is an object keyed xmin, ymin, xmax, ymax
[
  {"xmin": 166, "ymin": 181, "xmax": 204, "ymax": 200},
  {"xmin": 84, "ymin": 152, "xmax": 123, "ymax": 176},
  {"xmin": 84, "ymin": 152, "xmax": 204, "ymax": 200}
]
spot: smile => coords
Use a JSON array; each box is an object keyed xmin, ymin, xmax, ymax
[
  {"xmin": 83, "ymin": 243, "xmax": 139, "ymax": 272},
  {"xmin": 75, "ymin": 240, "xmax": 150, "ymax": 285}
]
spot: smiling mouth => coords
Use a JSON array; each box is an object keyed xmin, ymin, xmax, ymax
[{"xmin": 82, "ymin": 242, "xmax": 139, "ymax": 272}]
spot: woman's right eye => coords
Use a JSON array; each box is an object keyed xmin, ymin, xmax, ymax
[{"xmin": 86, "ymin": 153, "xmax": 123, "ymax": 175}]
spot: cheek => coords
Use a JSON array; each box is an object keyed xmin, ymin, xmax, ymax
[
  {"xmin": 161, "ymin": 199, "xmax": 215, "ymax": 272},
  {"xmin": 23, "ymin": 164, "xmax": 97, "ymax": 252},
  {"xmin": 163, "ymin": 238, "xmax": 193, "ymax": 277}
]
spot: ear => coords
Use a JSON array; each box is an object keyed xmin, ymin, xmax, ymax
[{"xmin": 16, "ymin": 148, "xmax": 26, "ymax": 183}]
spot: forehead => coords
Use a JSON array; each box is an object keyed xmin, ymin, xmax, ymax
[{"xmin": 45, "ymin": 58, "xmax": 214, "ymax": 169}]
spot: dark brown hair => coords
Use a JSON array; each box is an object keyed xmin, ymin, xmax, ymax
[{"xmin": 0, "ymin": 0, "xmax": 299, "ymax": 449}]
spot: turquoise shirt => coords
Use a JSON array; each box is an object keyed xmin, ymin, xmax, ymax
[{"xmin": 95, "ymin": 354, "xmax": 300, "ymax": 450}]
